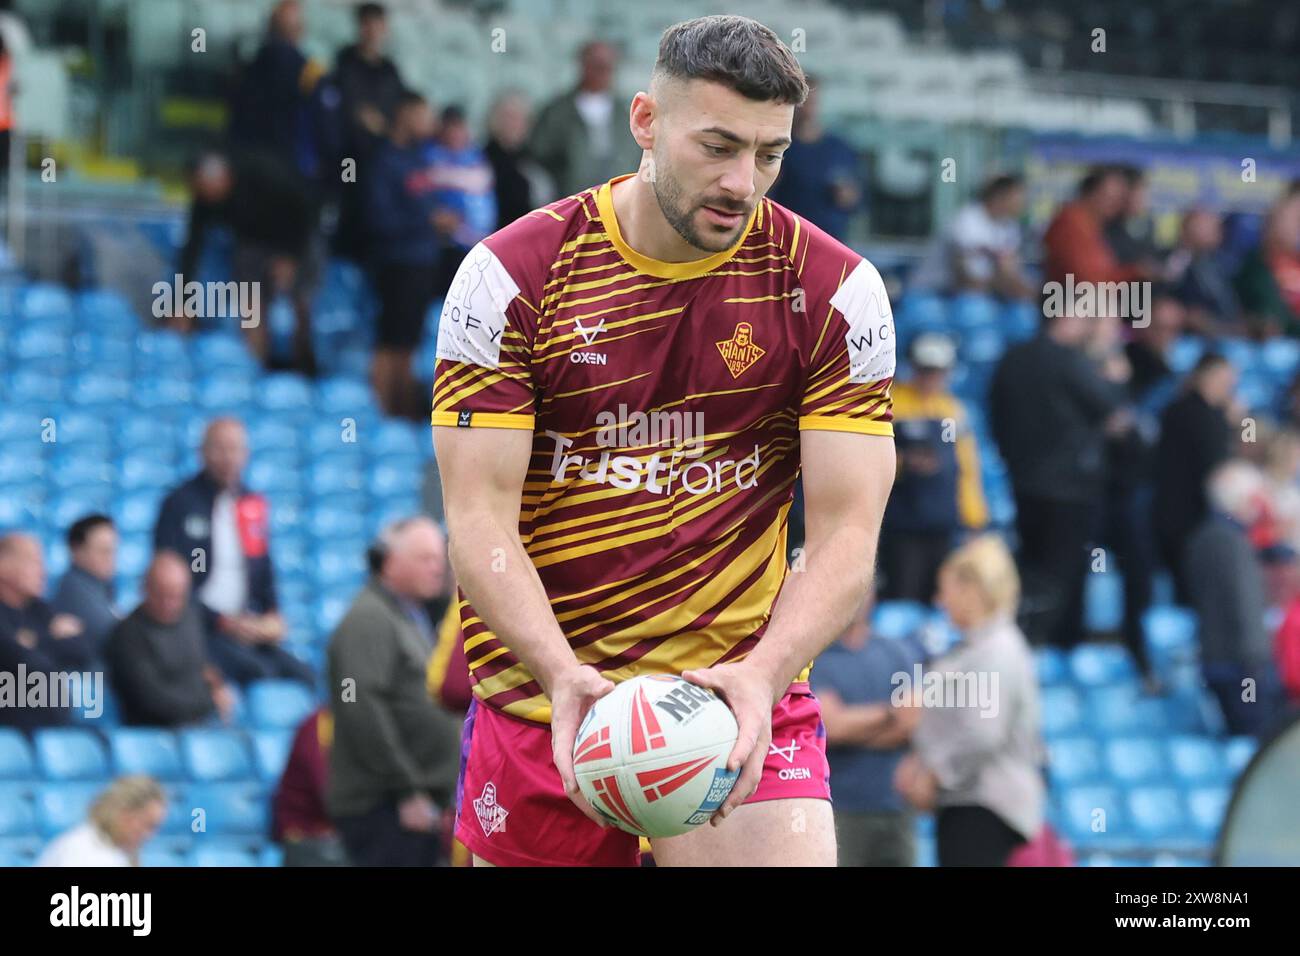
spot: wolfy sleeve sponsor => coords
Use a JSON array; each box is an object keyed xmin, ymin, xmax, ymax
[{"xmin": 49, "ymin": 886, "xmax": 151, "ymax": 937}]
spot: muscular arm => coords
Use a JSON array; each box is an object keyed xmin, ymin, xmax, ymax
[
  {"xmin": 744, "ymin": 431, "xmax": 896, "ymax": 703},
  {"xmin": 432, "ymin": 425, "xmax": 576, "ymax": 695}
]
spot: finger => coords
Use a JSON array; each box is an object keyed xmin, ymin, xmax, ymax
[
  {"xmin": 724, "ymin": 709, "xmax": 760, "ymax": 772},
  {"xmin": 712, "ymin": 745, "xmax": 765, "ymax": 826}
]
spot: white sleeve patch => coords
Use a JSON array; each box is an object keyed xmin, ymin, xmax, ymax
[
  {"xmin": 435, "ymin": 241, "xmax": 522, "ymax": 368},
  {"xmin": 829, "ymin": 259, "xmax": 896, "ymax": 384}
]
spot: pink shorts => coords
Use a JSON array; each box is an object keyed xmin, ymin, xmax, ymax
[{"xmin": 453, "ymin": 683, "xmax": 830, "ymax": 867}]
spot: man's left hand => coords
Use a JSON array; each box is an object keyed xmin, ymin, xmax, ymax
[{"xmin": 680, "ymin": 661, "xmax": 782, "ymax": 826}]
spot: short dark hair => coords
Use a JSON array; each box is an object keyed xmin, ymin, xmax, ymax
[
  {"xmin": 978, "ymin": 173, "xmax": 1023, "ymax": 203},
  {"xmin": 1192, "ymin": 352, "xmax": 1232, "ymax": 378},
  {"xmin": 654, "ymin": 16, "xmax": 808, "ymax": 105},
  {"xmin": 67, "ymin": 514, "xmax": 114, "ymax": 549},
  {"xmin": 1078, "ymin": 164, "xmax": 1126, "ymax": 197},
  {"xmin": 356, "ymin": 2, "xmax": 386, "ymax": 24}
]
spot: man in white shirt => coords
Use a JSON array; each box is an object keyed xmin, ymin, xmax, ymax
[
  {"xmin": 910, "ymin": 173, "xmax": 1033, "ymax": 299},
  {"xmin": 154, "ymin": 418, "xmax": 313, "ymax": 686}
]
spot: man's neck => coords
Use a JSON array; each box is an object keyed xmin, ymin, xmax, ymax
[
  {"xmin": 0, "ymin": 585, "xmax": 28, "ymax": 610},
  {"xmin": 610, "ymin": 173, "xmax": 715, "ymax": 265}
]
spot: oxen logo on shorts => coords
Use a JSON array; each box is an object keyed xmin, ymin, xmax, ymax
[{"xmin": 474, "ymin": 782, "xmax": 509, "ymax": 837}]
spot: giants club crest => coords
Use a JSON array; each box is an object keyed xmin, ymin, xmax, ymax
[
  {"xmin": 473, "ymin": 781, "xmax": 509, "ymax": 837},
  {"xmin": 715, "ymin": 322, "xmax": 766, "ymax": 379}
]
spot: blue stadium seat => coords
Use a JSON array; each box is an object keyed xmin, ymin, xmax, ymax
[
  {"xmin": 1186, "ymin": 786, "xmax": 1230, "ymax": 842},
  {"xmin": 369, "ymin": 421, "xmax": 424, "ymax": 460},
  {"xmin": 1260, "ymin": 337, "xmax": 1300, "ymax": 383},
  {"xmin": 18, "ymin": 283, "xmax": 75, "ymax": 324},
  {"xmin": 191, "ymin": 844, "xmax": 261, "ymax": 867},
  {"xmin": 950, "ymin": 293, "xmax": 999, "ymax": 330},
  {"xmin": 179, "ymin": 730, "xmax": 255, "ymax": 782},
  {"xmin": 367, "ymin": 462, "xmax": 424, "ymax": 498},
  {"xmin": 1166, "ymin": 736, "xmax": 1226, "ymax": 784},
  {"xmin": 116, "ymin": 416, "xmax": 181, "ymax": 454},
  {"xmin": 191, "ymin": 333, "xmax": 257, "ymax": 371},
  {"xmin": 899, "ymin": 293, "xmax": 948, "ymax": 331},
  {"xmin": 108, "ymin": 729, "xmax": 185, "ymax": 782},
  {"xmin": 133, "ymin": 377, "xmax": 195, "ymax": 409},
  {"xmin": 0, "ymin": 408, "xmax": 45, "ymax": 443},
  {"xmin": 1059, "ymin": 785, "xmax": 1129, "ymax": 849},
  {"xmin": 0, "ymin": 837, "xmax": 41, "ymax": 866},
  {"xmin": 49, "ymin": 490, "xmax": 114, "ymax": 530},
  {"xmin": 189, "ymin": 783, "xmax": 269, "ymax": 835},
  {"xmin": 0, "ymin": 729, "xmax": 35, "ymax": 780},
  {"xmin": 158, "ymin": 784, "xmax": 193, "ymax": 836},
  {"xmin": 317, "ymin": 377, "xmax": 377, "ymax": 418},
  {"xmin": 1070, "ymin": 643, "xmax": 1138, "ymax": 688},
  {"xmin": 76, "ymin": 288, "xmax": 138, "ymax": 327},
  {"xmin": 1039, "ymin": 685, "xmax": 1084, "ymax": 736},
  {"xmin": 247, "ymin": 681, "xmax": 315, "ymax": 732},
  {"xmin": 1105, "ymin": 737, "xmax": 1168, "ymax": 784},
  {"xmin": 136, "ymin": 331, "xmax": 192, "ymax": 374},
  {"xmin": 870, "ymin": 601, "xmax": 927, "ymax": 640},
  {"xmin": 1087, "ymin": 686, "xmax": 1156, "ymax": 736},
  {"xmin": 194, "ymin": 376, "xmax": 257, "ymax": 411},
  {"xmin": 12, "ymin": 326, "xmax": 69, "ymax": 363},
  {"xmin": 35, "ymin": 782, "xmax": 101, "ymax": 837},
  {"xmin": 1223, "ymin": 736, "xmax": 1257, "ymax": 775},
  {"xmin": 259, "ymin": 844, "xmax": 284, "ymax": 867},
  {"xmin": 247, "ymin": 418, "xmax": 302, "ymax": 455},
  {"xmin": 0, "ymin": 784, "xmax": 37, "ymax": 836},
  {"xmin": 308, "ymin": 462, "xmax": 365, "ymax": 497},
  {"xmin": 113, "ymin": 491, "xmax": 165, "ymax": 535},
  {"xmin": 8, "ymin": 368, "xmax": 65, "ymax": 403},
  {"xmin": 250, "ymin": 730, "xmax": 294, "ymax": 783},
  {"xmin": 69, "ymin": 370, "xmax": 133, "ymax": 407},
  {"xmin": 307, "ymin": 506, "xmax": 367, "ymax": 540},
  {"xmin": 999, "ymin": 299, "xmax": 1038, "ymax": 341},
  {"xmin": 1127, "ymin": 786, "xmax": 1191, "ymax": 844},
  {"xmin": 313, "ymin": 547, "xmax": 366, "ymax": 588},
  {"xmin": 1035, "ymin": 647, "xmax": 1069, "ymax": 686},
  {"xmin": 1143, "ymin": 604, "xmax": 1198, "ymax": 673},
  {"xmin": 1167, "ymin": 337, "xmax": 1204, "ymax": 375},
  {"xmin": 958, "ymin": 325, "xmax": 1004, "ymax": 365},
  {"xmin": 140, "ymin": 845, "xmax": 190, "ymax": 867},
  {"xmin": 314, "ymin": 595, "xmax": 352, "ymax": 634},
  {"xmin": 33, "ymin": 730, "xmax": 110, "ymax": 781},
  {"xmin": 1047, "ymin": 737, "xmax": 1104, "ymax": 786},
  {"xmin": 258, "ymin": 374, "xmax": 314, "ymax": 415},
  {"xmin": 246, "ymin": 458, "xmax": 303, "ymax": 496}
]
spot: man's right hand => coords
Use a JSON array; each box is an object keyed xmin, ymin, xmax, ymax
[
  {"xmin": 547, "ymin": 664, "xmax": 616, "ymax": 828},
  {"xmin": 398, "ymin": 793, "xmax": 439, "ymax": 833}
]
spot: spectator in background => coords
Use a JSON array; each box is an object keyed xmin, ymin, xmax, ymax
[
  {"xmin": 106, "ymin": 552, "xmax": 234, "ymax": 728},
  {"xmin": 1165, "ymin": 208, "xmax": 1242, "ymax": 334},
  {"xmin": 273, "ymin": 707, "xmax": 348, "ymax": 866},
  {"xmin": 1042, "ymin": 165, "xmax": 1156, "ymax": 288},
  {"xmin": 1235, "ymin": 191, "xmax": 1300, "ymax": 337},
  {"xmin": 332, "ymin": 1, "xmax": 407, "ymax": 263},
  {"xmin": 767, "ymin": 77, "xmax": 861, "ymax": 242},
  {"xmin": 879, "ymin": 333, "xmax": 988, "ymax": 603},
  {"xmin": 36, "ymin": 776, "xmax": 166, "ymax": 867},
  {"xmin": 1105, "ymin": 164, "xmax": 1160, "ymax": 267},
  {"xmin": 909, "ymin": 173, "xmax": 1032, "ymax": 299},
  {"xmin": 1125, "ymin": 290, "xmax": 1184, "ymax": 404},
  {"xmin": 364, "ymin": 92, "xmax": 443, "ymax": 419},
  {"xmin": 427, "ymin": 104, "xmax": 497, "ymax": 289},
  {"xmin": 51, "ymin": 514, "xmax": 120, "ymax": 658},
  {"xmin": 155, "ymin": 418, "xmax": 312, "ymax": 687},
  {"xmin": 327, "ymin": 517, "xmax": 462, "ymax": 867},
  {"xmin": 530, "ymin": 40, "xmax": 641, "ymax": 198},
  {"xmin": 1185, "ymin": 461, "xmax": 1284, "ymax": 736},
  {"xmin": 227, "ymin": 0, "xmax": 326, "ymax": 182},
  {"xmin": 0, "ymin": 534, "xmax": 93, "ymax": 731},
  {"xmin": 990, "ymin": 309, "xmax": 1129, "ymax": 647},
  {"xmin": 894, "ymin": 535, "xmax": 1044, "ymax": 866},
  {"xmin": 1153, "ymin": 353, "xmax": 1240, "ymax": 601},
  {"xmin": 812, "ymin": 593, "xmax": 925, "ymax": 867},
  {"xmin": 485, "ymin": 91, "xmax": 554, "ymax": 229},
  {"xmin": 178, "ymin": 151, "xmax": 322, "ymax": 375},
  {"xmin": 0, "ymin": 32, "xmax": 13, "ymax": 179}
]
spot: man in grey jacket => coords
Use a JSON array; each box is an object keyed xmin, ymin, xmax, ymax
[
  {"xmin": 327, "ymin": 516, "xmax": 461, "ymax": 866},
  {"xmin": 51, "ymin": 514, "xmax": 120, "ymax": 659}
]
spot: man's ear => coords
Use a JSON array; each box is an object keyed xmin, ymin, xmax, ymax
[{"xmin": 628, "ymin": 90, "xmax": 656, "ymax": 151}]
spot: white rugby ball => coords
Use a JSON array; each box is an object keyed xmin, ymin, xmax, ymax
[{"xmin": 573, "ymin": 674, "xmax": 740, "ymax": 838}]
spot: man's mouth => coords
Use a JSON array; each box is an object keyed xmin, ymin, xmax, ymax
[{"xmin": 701, "ymin": 205, "xmax": 746, "ymax": 227}]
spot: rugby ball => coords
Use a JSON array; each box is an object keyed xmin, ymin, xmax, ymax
[{"xmin": 573, "ymin": 674, "xmax": 740, "ymax": 838}]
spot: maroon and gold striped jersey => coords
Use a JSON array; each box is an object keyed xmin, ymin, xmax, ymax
[{"xmin": 433, "ymin": 174, "xmax": 895, "ymax": 723}]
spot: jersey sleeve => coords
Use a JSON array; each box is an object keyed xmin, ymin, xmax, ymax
[
  {"xmin": 799, "ymin": 258, "xmax": 896, "ymax": 436},
  {"xmin": 431, "ymin": 240, "xmax": 538, "ymax": 430}
]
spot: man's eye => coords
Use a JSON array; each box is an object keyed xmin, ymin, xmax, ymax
[
  {"xmin": 704, "ymin": 144, "xmax": 728, "ymax": 156},
  {"xmin": 762, "ymin": 154, "xmax": 782, "ymax": 165}
]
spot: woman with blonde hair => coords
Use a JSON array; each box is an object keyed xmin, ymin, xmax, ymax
[
  {"xmin": 893, "ymin": 534, "xmax": 1046, "ymax": 866},
  {"xmin": 37, "ymin": 775, "xmax": 167, "ymax": 867}
]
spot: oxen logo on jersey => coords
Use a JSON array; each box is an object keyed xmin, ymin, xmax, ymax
[
  {"xmin": 473, "ymin": 782, "xmax": 509, "ymax": 836},
  {"xmin": 572, "ymin": 315, "xmax": 605, "ymax": 347},
  {"xmin": 715, "ymin": 322, "xmax": 766, "ymax": 379}
]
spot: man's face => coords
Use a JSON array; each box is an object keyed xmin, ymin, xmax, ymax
[
  {"xmin": 203, "ymin": 423, "xmax": 248, "ymax": 489},
  {"xmin": 647, "ymin": 79, "xmax": 793, "ymax": 253},
  {"xmin": 0, "ymin": 537, "xmax": 44, "ymax": 601},
  {"xmin": 1091, "ymin": 173, "xmax": 1129, "ymax": 222},
  {"xmin": 992, "ymin": 185, "xmax": 1025, "ymax": 221},
  {"xmin": 1184, "ymin": 210, "xmax": 1221, "ymax": 251},
  {"xmin": 145, "ymin": 564, "xmax": 191, "ymax": 626},
  {"xmin": 385, "ymin": 525, "xmax": 448, "ymax": 602},
  {"xmin": 74, "ymin": 525, "xmax": 117, "ymax": 581},
  {"xmin": 1202, "ymin": 364, "xmax": 1239, "ymax": 407},
  {"xmin": 580, "ymin": 43, "xmax": 617, "ymax": 91},
  {"xmin": 441, "ymin": 119, "xmax": 470, "ymax": 151},
  {"xmin": 359, "ymin": 13, "xmax": 388, "ymax": 50}
]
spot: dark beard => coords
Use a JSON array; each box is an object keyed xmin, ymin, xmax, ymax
[{"xmin": 651, "ymin": 159, "xmax": 747, "ymax": 253}]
